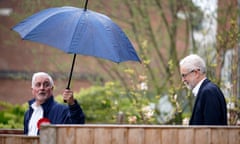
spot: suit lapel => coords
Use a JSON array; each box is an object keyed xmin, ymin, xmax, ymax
[{"xmin": 190, "ymin": 79, "xmax": 210, "ymax": 123}]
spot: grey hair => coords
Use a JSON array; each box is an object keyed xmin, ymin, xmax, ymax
[
  {"xmin": 31, "ymin": 72, "xmax": 54, "ymax": 88},
  {"xmin": 179, "ymin": 54, "xmax": 207, "ymax": 74}
]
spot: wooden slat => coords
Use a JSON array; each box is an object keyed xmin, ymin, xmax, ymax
[
  {"xmin": 94, "ymin": 127, "xmax": 112, "ymax": 144},
  {"xmin": 127, "ymin": 128, "xmax": 144, "ymax": 144},
  {"xmin": 178, "ymin": 128, "xmax": 194, "ymax": 144},
  {"xmin": 0, "ymin": 135, "xmax": 39, "ymax": 144},
  {"xmin": 39, "ymin": 125, "xmax": 56, "ymax": 144},
  {"xmin": 211, "ymin": 128, "xmax": 228, "ymax": 144},
  {"xmin": 144, "ymin": 128, "xmax": 161, "ymax": 144},
  {"xmin": 0, "ymin": 129, "xmax": 23, "ymax": 134},
  {"xmin": 111, "ymin": 128, "xmax": 127, "ymax": 144},
  {"xmin": 161, "ymin": 128, "xmax": 178, "ymax": 144},
  {"xmin": 76, "ymin": 128, "xmax": 94, "ymax": 144},
  {"xmin": 228, "ymin": 129, "xmax": 240, "ymax": 144},
  {"xmin": 194, "ymin": 128, "xmax": 211, "ymax": 144},
  {"xmin": 57, "ymin": 127, "xmax": 76, "ymax": 144}
]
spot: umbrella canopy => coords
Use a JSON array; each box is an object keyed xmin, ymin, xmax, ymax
[
  {"xmin": 12, "ymin": 4, "xmax": 141, "ymax": 89},
  {"xmin": 12, "ymin": 6, "xmax": 141, "ymax": 63}
]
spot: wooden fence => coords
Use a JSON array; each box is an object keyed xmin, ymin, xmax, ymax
[
  {"xmin": 0, "ymin": 134, "xmax": 39, "ymax": 144},
  {"xmin": 40, "ymin": 125, "xmax": 240, "ymax": 144},
  {"xmin": 0, "ymin": 129, "xmax": 23, "ymax": 135},
  {"xmin": 0, "ymin": 129, "xmax": 39, "ymax": 144},
  {"xmin": 0, "ymin": 125, "xmax": 240, "ymax": 144}
]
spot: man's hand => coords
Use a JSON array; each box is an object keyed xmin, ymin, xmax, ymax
[{"xmin": 62, "ymin": 89, "xmax": 75, "ymax": 105}]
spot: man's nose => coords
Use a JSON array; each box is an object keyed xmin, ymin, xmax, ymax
[
  {"xmin": 39, "ymin": 84, "xmax": 46, "ymax": 89},
  {"xmin": 181, "ymin": 77, "xmax": 186, "ymax": 82},
  {"xmin": 39, "ymin": 85, "xmax": 44, "ymax": 89}
]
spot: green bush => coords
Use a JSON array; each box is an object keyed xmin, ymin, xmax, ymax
[
  {"xmin": 56, "ymin": 81, "xmax": 156, "ymax": 124},
  {"xmin": 0, "ymin": 101, "xmax": 27, "ymax": 128},
  {"xmin": 0, "ymin": 81, "xmax": 158, "ymax": 129}
]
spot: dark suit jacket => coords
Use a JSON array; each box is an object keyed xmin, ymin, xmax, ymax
[{"xmin": 189, "ymin": 79, "xmax": 227, "ymax": 125}]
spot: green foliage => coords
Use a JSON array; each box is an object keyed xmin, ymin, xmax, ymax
[
  {"xmin": 56, "ymin": 82, "xmax": 122, "ymax": 123},
  {"xmin": 0, "ymin": 101, "xmax": 27, "ymax": 129},
  {"xmin": 55, "ymin": 80, "xmax": 157, "ymax": 124},
  {"xmin": 72, "ymin": 82, "xmax": 122, "ymax": 123}
]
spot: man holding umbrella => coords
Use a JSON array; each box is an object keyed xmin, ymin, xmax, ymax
[
  {"xmin": 24, "ymin": 72, "xmax": 85, "ymax": 136},
  {"xmin": 13, "ymin": 2, "xmax": 140, "ymax": 136}
]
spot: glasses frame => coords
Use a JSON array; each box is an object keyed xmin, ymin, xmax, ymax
[
  {"xmin": 33, "ymin": 81, "xmax": 52, "ymax": 89},
  {"xmin": 181, "ymin": 70, "xmax": 195, "ymax": 78}
]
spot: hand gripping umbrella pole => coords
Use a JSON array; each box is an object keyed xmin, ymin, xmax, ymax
[{"xmin": 64, "ymin": 0, "xmax": 89, "ymax": 103}]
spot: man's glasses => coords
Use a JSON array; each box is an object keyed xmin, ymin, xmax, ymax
[
  {"xmin": 34, "ymin": 81, "xmax": 52, "ymax": 88},
  {"xmin": 181, "ymin": 70, "xmax": 195, "ymax": 78}
]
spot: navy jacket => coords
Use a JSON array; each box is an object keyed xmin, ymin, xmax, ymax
[
  {"xmin": 189, "ymin": 79, "xmax": 227, "ymax": 125},
  {"xmin": 24, "ymin": 96, "xmax": 85, "ymax": 134}
]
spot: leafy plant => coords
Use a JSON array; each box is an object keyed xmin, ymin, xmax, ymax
[{"xmin": 0, "ymin": 101, "xmax": 27, "ymax": 129}]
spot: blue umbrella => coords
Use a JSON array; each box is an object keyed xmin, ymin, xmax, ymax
[{"xmin": 12, "ymin": 0, "xmax": 141, "ymax": 89}]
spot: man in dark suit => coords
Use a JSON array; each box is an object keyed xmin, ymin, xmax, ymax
[{"xmin": 179, "ymin": 54, "xmax": 227, "ymax": 125}]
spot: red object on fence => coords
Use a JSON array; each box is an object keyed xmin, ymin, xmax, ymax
[{"xmin": 37, "ymin": 118, "xmax": 50, "ymax": 129}]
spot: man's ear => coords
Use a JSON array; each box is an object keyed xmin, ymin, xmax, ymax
[{"xmin": 31, "ymin": 87, "xmax": 34, "ymax": 95}]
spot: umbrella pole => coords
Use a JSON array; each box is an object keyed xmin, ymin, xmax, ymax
[
  {"xmin": 66, "ymin": 53, "xmax": 77, "ymax": 89},
  {"xmin": 84, "ymin": 0, "xmax": 88, "ymax": 11},
  {"xmin": 64, "ymin": 54, "xmax": 76, "ymax": 103}
]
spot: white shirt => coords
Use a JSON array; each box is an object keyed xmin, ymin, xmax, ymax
[
  {"xmin": 192, "ymin": 78, "xmax": 206, "ymax": 97},
  {"xmin": 28, "ymin": 102, "xmax": 43, "ymax": 136}
]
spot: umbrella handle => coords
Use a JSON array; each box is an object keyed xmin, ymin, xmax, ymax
[{"xmin": 64, "ymin": 54, "xmax": 77, "ymax": 103}]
